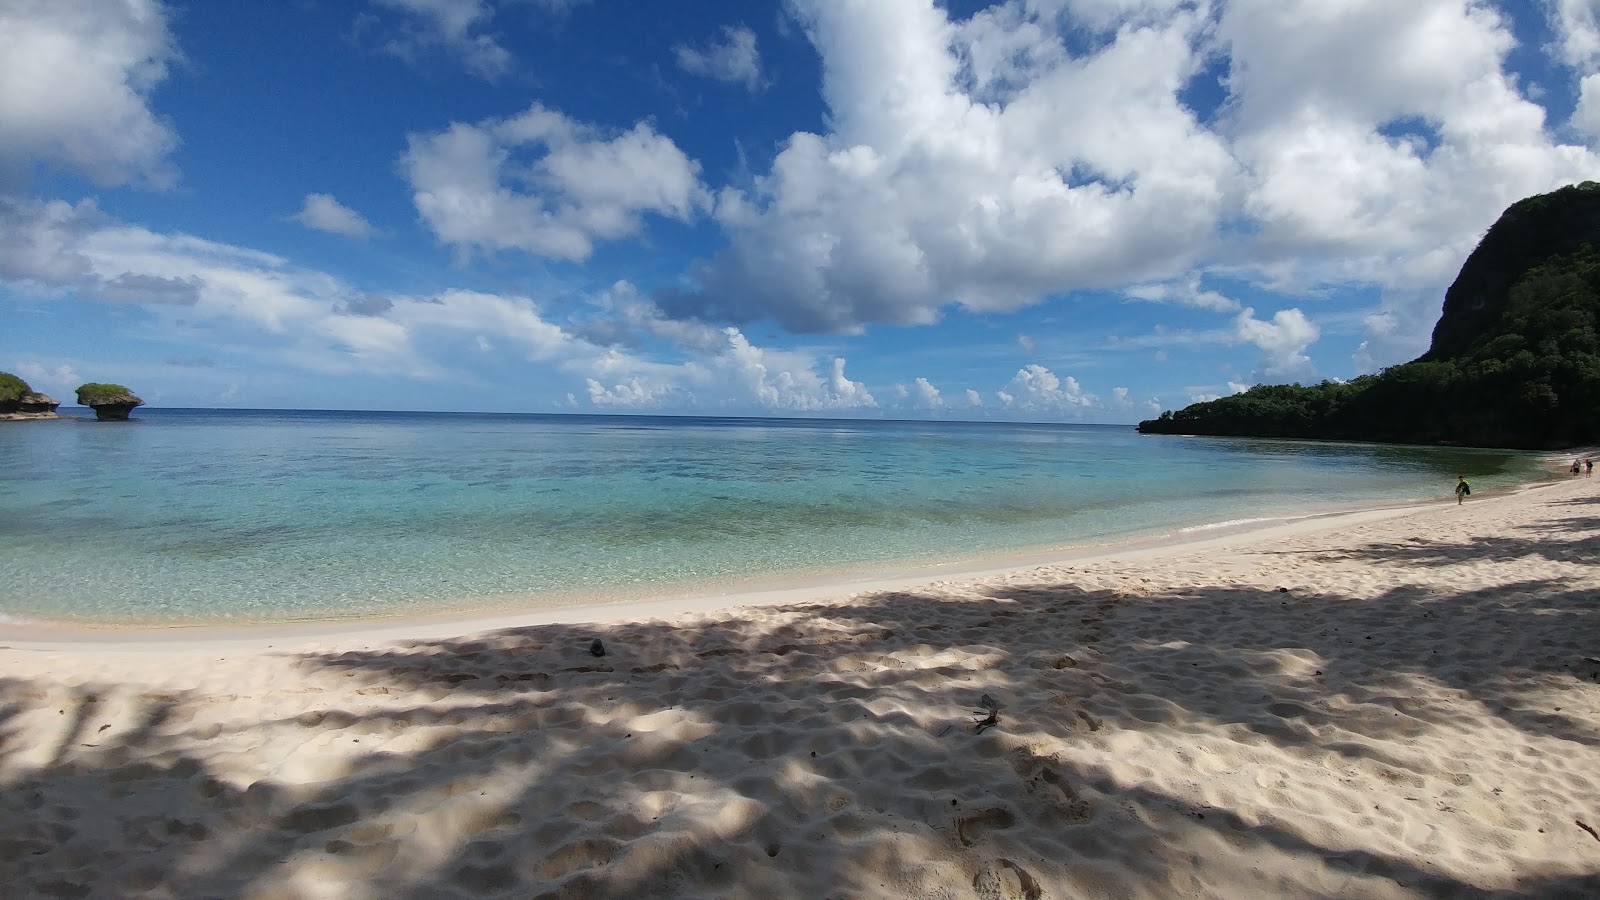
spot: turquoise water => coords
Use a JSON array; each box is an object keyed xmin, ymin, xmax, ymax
[{"xmin": 0, "ymin": 409, "xmax": 1546, "ymax": 625}]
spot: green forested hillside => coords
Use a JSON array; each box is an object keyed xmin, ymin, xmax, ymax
[{"xmin": 1138, "ymin": 183, "xmax": 1600, "ymax": 450}]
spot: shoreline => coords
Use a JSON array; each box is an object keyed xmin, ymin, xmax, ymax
[
  {"xmin": 0, "ymin": 474, "xmax": 1563, "ymax": 650},
  {"xmin": 3, "ymin": 464, "xmax": 1600, "ymax": 890},
  {"xmin": 0, "ymin": 487, "xmax": 1505, "ymax": 647},
  {"xmin": 1, "ymin": 470, "xmax": 1596, "ymax": 896}
]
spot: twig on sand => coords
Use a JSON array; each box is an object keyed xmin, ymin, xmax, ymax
[
  {"xmin": 973, "ymin": 693, "xmax": 1002, "ymax": 734},
  {"xmin": 1578, "ymin": 820, "xmax": 1600, "ymax": 842}
]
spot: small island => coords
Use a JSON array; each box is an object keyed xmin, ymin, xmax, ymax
[
  {"xmin": 1139, "ymin": 182, "xmax": 1600, "ymax": 450},
  {"xmin": 0, "ymin": 372, "xmax": 61, "ymax": 419},
  {"xmin": 75, "ymin": 383, "xmax": 145, "ymax": 421}
]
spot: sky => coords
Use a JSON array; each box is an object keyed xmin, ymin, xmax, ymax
[{"xmin": 4, "ymin": 0, "xmax": 1600, "ymax": 423}]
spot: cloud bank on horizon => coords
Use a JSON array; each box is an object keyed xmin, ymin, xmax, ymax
[{"xmin": 2, "ymin": 0, "xmax": 1599, "ymax": 420}]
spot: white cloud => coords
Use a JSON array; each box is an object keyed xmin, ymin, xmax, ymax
[
  {"xmin": 911, "ymin": 376, "xmax": 945, "ymax": 409},
  {"xmin": 586, "ymin": 376, "xmax": 667, "ymax": 408},
  {"xmin": 1548, "ymin": 0, "xmax": 1600, "ymax": 71},
  {"xmin": 667, "ymin": 0, "xmax": 1232, "ymax": 332},
  {"xmin": 0, "ymin": 197, "xmax": 100, "ymax": 283},
  {"xmin": 996, "ymin": 363, "xmax": 1095, "ymax": 412},
  {"xmin": 1216, "ymin": 0, "xmax": 1599, "ymax": 365},
  {"xmin": 1227, "ymin": 380, "xmax": 1250, "ymax": 394},
  {"xmin": 965, "ymin": 388, "xmax": 982, "ymax": 407},
  {"xmin": 638, "ymin": 0, "xmax": 1599, "ymax": 373},
  {"xmin": 1111, "ymin": 385, "xmax": 1130, "ymax": 407},
  {"xmin": 1351, "ymin": 287, "xmax": 1441, "ymax": 374},
  {"xmin": 675, "ymin": 25, "xmax": 764, "ymax": 91},
  {"xmin": 10, "ymin": 361, "xmax": 80, "ymax": 400},
  {"xmin": 1233, "ymin": 306, "xmax": 1319, "ymax": 379},
  {"xmin": 1576, "ymin": 74, "xmax": 1600, "ymax": 140},
  {"xmin": 371, "ymin": 0, "xmax": 510, "ymax": 78},
  {"xmin": 1017, "ymin": 334, "xmax": 1036, "ymax": 354},
  {"xmin": 0, "ymin": 0, "xmax": 179, "ymax": 189},
  {"xmin": 1124, "ymin": 276, "xmax": 1240, "ymax": 312},
  {"xmin": 685, "ymin": 329, "xmax": 878, "ymax": 412},
  {"xmin": 3, "ymin": 198, "xmax": 880, "ymax": 412},
  {"xmin": 401, "ymin": 104, "xmax": 709, "ymax": 261},
  {"xmin": 293, "ymin": 193, "xmax": 376, "ymax": 238},
  {"xmin": 567, "ymin": 282, "xmax": 879, "ymax": 412}
]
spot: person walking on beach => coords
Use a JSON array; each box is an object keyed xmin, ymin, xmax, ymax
[
  {"xmin": 1455, "ymin": 476, "xmax": 1470, "ymax": 504},
  {"xmin": 1587, "ymin": 459, "xmax": 1593, "ymax": 477}
]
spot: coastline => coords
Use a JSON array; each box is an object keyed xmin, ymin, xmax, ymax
[
  {"xmin": 1, "ymin": 472, "xmax": 1598, "ymax": 896},
  {"xmin": 0, "ymin": 481, "xmax": 1526, "ymax": 647},
  {"xmin": 2, "ymin": 409, "xmax": 1563, "ymax": 632}
]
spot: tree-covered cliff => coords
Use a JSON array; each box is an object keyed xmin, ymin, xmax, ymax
[{"xmin": 1138, "ymin": 183, "xmax": 1600, "ymax": 450}]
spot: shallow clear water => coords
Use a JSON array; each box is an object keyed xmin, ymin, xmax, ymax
[{"xmin": 0, "ymin": 409, "xmax": 1546, "ymax": 624}]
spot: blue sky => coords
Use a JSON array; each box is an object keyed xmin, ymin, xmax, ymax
[{"xmin": 4, "ymin": 0, "xmax": 1600, "ymax": 422}]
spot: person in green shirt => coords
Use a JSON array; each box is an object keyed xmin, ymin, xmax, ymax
[{"xmin": 1455, "ymin": 476, "xmax": 1470, "ymax": 504}]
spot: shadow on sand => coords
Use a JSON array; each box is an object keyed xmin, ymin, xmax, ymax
[{"xmin": 2, "ymin": 509, "xmax": 1599, "ymax": 897}]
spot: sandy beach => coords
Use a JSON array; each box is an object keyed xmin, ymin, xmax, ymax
[{"xmin": 2, "ymin": 478, "xmax": 1598, "ymax": 898}]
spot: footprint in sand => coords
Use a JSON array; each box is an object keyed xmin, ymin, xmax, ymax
[
  {"xmin": 973, "ymin": 858, "xmax": 1043, "ymax": 900},
  {"xmin": 956, "ymin": 807, "xmax": 1015, "ymax": 846}
]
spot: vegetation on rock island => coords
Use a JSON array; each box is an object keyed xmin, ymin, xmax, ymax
[
  {"xmin": 74, "ymin": 383, "xmax": 142, "ymax": 406},
  {"xmin": 0, "ymin": 372, "xmax": 61, "ymax": 418},
  {"xmin": 1139, "ymin": 182, "xmax": 1600, "ymax": 450},
  {"xmin": 0, "ymin": 372, "xmax": 29, "ymax": 404},
  {"xmin": 74, "ymin": 383, "xmax": 145, "ymax": 421}
]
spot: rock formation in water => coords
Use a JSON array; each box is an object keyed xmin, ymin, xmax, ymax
[
  {"xmin": 75, "ymin": 383, "xmax": 145, "ymax": 421},
  {"xmin": 0, "ymin": 372, "xmax": 60, "ymax": 419}
]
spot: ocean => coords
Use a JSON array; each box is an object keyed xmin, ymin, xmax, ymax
[{"xmin": 0, "ymin": 409, "xmax": 1547, "ymax": 625}]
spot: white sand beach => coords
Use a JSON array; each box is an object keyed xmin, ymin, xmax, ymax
[{"xmin": 2, "ymin": 478, "xmax": 1599, "ymax": 898}]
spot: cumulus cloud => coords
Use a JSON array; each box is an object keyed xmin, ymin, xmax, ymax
[
  {"xmin": 1576, "ymin": 75, "xmax": 1600, "ymax": 139},
  {"xmin": 996, "ymin": 364, "xmax": 1095, "ymax": 412},
  {"xmin": 371, "ymin": 0, "xmax": 510, "ymax": 78},
  {"xmin": 0, "ymin": 197, "xmax": 101, "ymax": 283},
  {"xmin": 666, "ymin": 0, "xmax": 1231, "ymax": 332},
  {"xmin": 1222, "ymin": 1, "xmax": 1547, "ymax": 259},
  {"xmin": 1548, "ymin": 0, "xmax": 1600, "ymax": 71},
  {"xmin": 0, "ymin": 0, "xmax": 179, "ymax": 189},
  {"xmin": 1124, "ymin": 276, "xmax": 1240, "ymax": 312},
  {"xmin": 965, "ymin": 388, "xmax": 982, "ymax": 407},
  {"xmin": 1233, "ymin": 306, "xmax": 1319, "ymax": 379},
  {"xmin": 910, "ymin": 376, "xmax": 945, "ymax": 409},
  {"xmin": 674, "ymin": 329, "xmax": 878, "ymax": 412},
  {"xmin": 11, "ymin": 362, "xmax": 81, "ymax": 399},
  {"xmin": 0, "ymin": 199, "xmax": 877, "ymax": 413},
  {"xmin": 401, "ymin": 104, "xmax": 709, "ymax": 261},
  {"xmin": 1351, "ymin": 287, "xmax": 1443, "ymax": 373},
  {"xmin": 675, "ymin": 25, "xmax": 764, "ymax": 91},
  {"xmin": 642, "ymin": 0, "xmax": 1600, "ymax": 373},
  {"xmin": 293, "ymin": 193, "xmax": 376, "ymax": 238},
  {"xmin": 1214, "ymin": 0, "xmax": 1599, "ymax": 366}
]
